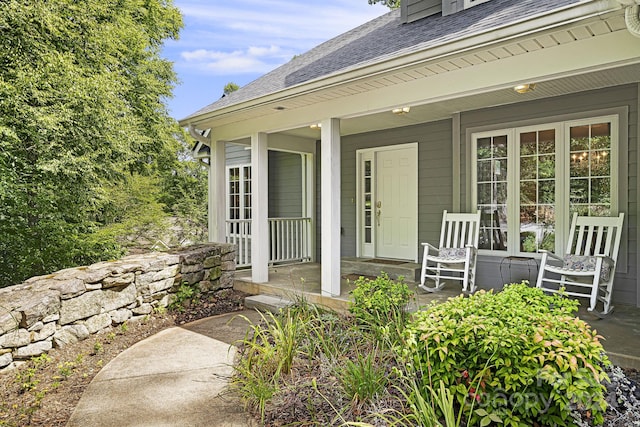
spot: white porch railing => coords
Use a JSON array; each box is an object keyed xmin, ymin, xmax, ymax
[{"xmin": 226, "ymin": 217, "xmax": 312, "ymax": 268}]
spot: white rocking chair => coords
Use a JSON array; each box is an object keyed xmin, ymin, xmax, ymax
[
  {"xmin": 419, "ymin": 210, "xmax": 481, "ymax": 294},
  {"xmin": 536, "ymin": 213, "xmax": 624, "ymax": 317}
]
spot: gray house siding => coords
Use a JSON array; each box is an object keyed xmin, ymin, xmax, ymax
[
  {"xmin": 402, "ymin": 0, "xmax": 441, "ymax": 23},
  {"xmin": 268, "ymin": 151, "xmax": 303, "ymax": 218},
  {"xmin": 459, "ymin": 84, "xmax": 638, "ymax": 305},
  {"xmin": 225, "ymin": 143, "xmax": 251, "ymax": 166},
  {"xmin": 339, "ymin": 119, "xmax": 453, "ymax": 258}
]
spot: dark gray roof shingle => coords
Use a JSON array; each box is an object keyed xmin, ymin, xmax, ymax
[{"xmin": 182, "ymin": 0, "xmax": 580, "ymax": 121}]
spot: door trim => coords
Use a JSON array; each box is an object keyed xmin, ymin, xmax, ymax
[{"xmin": 356, "ymin": 143, "xmax": 418, "ymax": 261}]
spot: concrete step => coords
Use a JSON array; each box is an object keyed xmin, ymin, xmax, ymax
[{"xmin": 244, "ymin": 294, "xmax": 293, "ymax": 314}]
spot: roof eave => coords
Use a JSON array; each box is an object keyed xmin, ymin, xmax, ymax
[{"xmin": 179, "ymin": 0, "xmax": 622, "ymax": 128}]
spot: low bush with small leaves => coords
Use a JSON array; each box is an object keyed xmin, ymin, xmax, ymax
[
  {"xmin": 402, "ymin": 282, "xmax": 610, "ymax": 427},
  {"xmin": 349, "ymin": 272, "xmax": 414, "ymax": 342}
]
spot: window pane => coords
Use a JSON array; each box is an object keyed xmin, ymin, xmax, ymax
[
  {"xmin": 476, "ymin": 134, "xmax": 508, "ymax": 252},
  {"xmin": 538, "ymin": 130, "xmax": 555, "ymax": 153},
  {"xmin": 478, "ymin": 160, "xmax": 492, "ymax": 182},
  {"xmin": 591, "ymin": 178, "xmax": 610, "ymax": 204},
  {"xmin": 538, "ymin": 155, "xmax": 555, "ymax": 179},
  {"xmin": 570, "ymin": 178, "xmax": 589, "ymax": 204},
  {"xmin": 479, "ymin": 207, "xmax": 507, "ymax": 251},
  {"xmin": 538, "ymin": 180, "xmax": 554, "ymax": 204},
  {"xmin": 477, "ymin": 183, "xmax": 492, "ymax": 204},
  {"xmin": 569, "ymin": 122, "xmax": 612, "ymax": 214},
  {"xmin": 495, "ymin": 182, "xmax": 507, "ymax": 204},
  {"xmin": 591, "ymin": 122, "xmax": 610, "ymax": 139},
  {"xmin": 477, "ymin": 137, "xmax": 492, "ymax": 159},
  {"xmin": 520, "ymin": 132, "xmax": 537, "ymax": 155},
  {"xmin": 493, "ymin": 135, "xmax": 507, "ymax": 157},
  {"xmin": 591, "ymin": 151, "xmax": 610, "ymax": 176},
  {"xmin": 516, "ymin": 129, "xmax": 556, "ymax": 254},
  {"xmin": 520, "ymin": 181, "xmax": 536, "ymax": 205},
  {"xmin": 520, "ymin": 157, "xmax": 536, "ymax": 179},
  {"xmin": 570, "ymin": 125, "xmax": 589, "ymax": 150}
]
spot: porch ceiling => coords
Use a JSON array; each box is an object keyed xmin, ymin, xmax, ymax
[
  {"xmin": 198, "ymin": 8, "xmax": 640, "ymax": 142},
  {"xmin": 281, "ymin": 62, "xmax": 640, "ymax": 139}
]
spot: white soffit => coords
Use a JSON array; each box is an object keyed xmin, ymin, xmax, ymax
[{"xmin": 201, "ymin": 10, "xmax": 639, "ymax": 138}]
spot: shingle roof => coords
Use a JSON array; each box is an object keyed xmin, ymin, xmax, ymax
[{"xmin": 182, "ymin": 0, "xmax": 580, "ymax": 121}]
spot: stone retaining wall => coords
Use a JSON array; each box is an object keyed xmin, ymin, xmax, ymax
[{"xmin": 0, "ymin": 244, "xmax": 236, "ymax": 372}]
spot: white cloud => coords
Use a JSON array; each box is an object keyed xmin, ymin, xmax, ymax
[
  {"xmin": 164, "ymin": 0, "xmax": 389, "ymax": 117},
  {"xmin": 172, "ymin": 0, "xmax": 389, "ymax": 52},
  {"xmin": 180, "ymin": 45, "xmax": 288, "ymax": 75}
]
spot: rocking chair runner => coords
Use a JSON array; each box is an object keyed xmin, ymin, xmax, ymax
[
  {"xmin": 535, "ymin": 212, "xmax": 624, "ymax": 317},
  {"xmin": 419, "ymin": 210, "xmax": 481, "ymax": 293}
]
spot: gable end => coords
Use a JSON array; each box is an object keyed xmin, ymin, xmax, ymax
[{"xmin": 402, "ymin": 0, "xmax": 442, "ymax": 23}]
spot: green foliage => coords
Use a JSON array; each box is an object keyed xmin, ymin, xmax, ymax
[
  {"xmin": 368, "ymin": 0, "xmax": 400, "ymax": 9},
  {"xmin": 157, "ymin": 142, "xmax": 209, "ymax": 243},
  {"xmin": 223, "ymin": 82, "xmax": 240, "ymax": 95},
  {"xmin": 349, "ymin": 273, "xmax": 414, "ymax": 342},
  {"xmin": 402, "ymin": 283, "xmax": 610, "ymax": 426},
  {"xmin": 92, "ymin": 341, "xmax": 103, "ymax": 355},
  {"xmin": 57, "ymin": 361, "xmax": 75, "ymax": 380},
  {"xmin": 169, "ymin": 282, "xmax": 201, "ymax": 312},
  {"xmin": 340, "ymin": 349, "xmax": 389, "ymax": 405},
  {"xmin": 0, "ymin": 0, "xmax": 187, "ymax": 287},
  {"xmin": 232, "ymin": 308, "xmax": 303, "ymax": 422}
]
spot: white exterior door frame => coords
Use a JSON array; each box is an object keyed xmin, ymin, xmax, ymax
[{"xmin": 356, "ymin": 143, "xmax": 418, "ymax": 262}]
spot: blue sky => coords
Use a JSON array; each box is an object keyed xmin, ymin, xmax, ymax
[{"xmin": 162, "ymin": 1, "xmax": 390, "ymax": 121}]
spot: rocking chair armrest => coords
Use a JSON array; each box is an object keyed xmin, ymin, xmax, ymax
[
  {"xmin": 421, "ymin": 242, "xmax": 439, "ymax": 254},
  {"xmin": 539, "ymin": 249, "xmax": 563, "ymax": 262}
]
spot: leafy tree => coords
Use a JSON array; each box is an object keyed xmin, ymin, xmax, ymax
[
  {"xmin": 368, "ymin": 0, "xmax": 400, "ymax": 9},
  {"xmin": 223, "ymin": 82, "xmax": 240, "ymax": 96},
  {"xmin": 0, "ymin": 0, "xmax": 184, "ymax": 286},
  {"xmin": 158, "ymin": 141, "xmax": 209, "ymax": 245}
]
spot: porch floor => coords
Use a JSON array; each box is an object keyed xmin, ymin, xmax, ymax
[{"xmin": 234, "ymin": 262, "xmax": 640, "ymax": 369}]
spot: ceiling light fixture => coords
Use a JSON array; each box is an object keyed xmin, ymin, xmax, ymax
[
  {"xmin": 392, "ymin": 106, "xmax": 411, "ymax": 115},
  {"xmin": 309, "ymin": 123, "xmax": 322, "ymax": 129},
  {"xmin": 514, "ymin": 83, "xmax": 536, "ymax": 94}
]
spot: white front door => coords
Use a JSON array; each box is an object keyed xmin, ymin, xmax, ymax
[{"xmin": 358, "ymin": 144, "xmax": 418, "ymax": 261}]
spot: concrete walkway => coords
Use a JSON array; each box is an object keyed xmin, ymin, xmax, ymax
[{"xmin": 67, "ymin": 310, "xmax": 263, "ymax": 427}]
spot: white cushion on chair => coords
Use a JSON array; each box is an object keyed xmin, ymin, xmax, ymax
[{"xmin": 561, "ymin": 255, "xmax": 613, "ymax": 281}]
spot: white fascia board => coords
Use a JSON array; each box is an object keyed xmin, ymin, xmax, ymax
[{"xmin": 186, "ymin": 0, "xmax": 623, "ymax": 128}]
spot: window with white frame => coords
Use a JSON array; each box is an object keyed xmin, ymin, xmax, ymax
[
  {"xmin": 472, "ymin": 115, "xmax": 618, "ymax": 256},
  {"xmin": 227, "ymin": 165, "xmax": 252, "ymax": 233}
]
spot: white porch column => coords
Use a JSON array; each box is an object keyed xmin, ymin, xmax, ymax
[
  {"xmin": 208, "ymin": 139, "xmax": 227, "ymax": 243},
  {"xmin": 320, "ymin": 118, "xmax": 341, "ymax": 296},
  {"xmin": 251, "ymin": 132, "xmax": 269, "ymax": 283}
]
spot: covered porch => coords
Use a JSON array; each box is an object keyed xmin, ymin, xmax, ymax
[{"xmin": 233, "ymin": 261, "xmax": 640, "ymax": 370}]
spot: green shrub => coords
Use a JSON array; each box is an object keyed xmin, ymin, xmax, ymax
[
  {"xmin": 340, "ymin": 348, "xmax": 389, "ymax": 405},
  {"xmin": 402, "ymin": 283, "xmax": 609, "ymax": 427},
  {"xmin": 169, "ymin": 282, "xmax": 200, "ymax": 312},
  {"xmin": 231, "ymin": 307, "xmax": 303, "ymax": 422},
  {"xmin": 349, "ymin": 273, "xmax": 414, "ymax": 342}
]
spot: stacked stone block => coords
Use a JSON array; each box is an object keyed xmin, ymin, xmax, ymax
[{"xmin": 0, "ymin": 243, "xmax": 236, "ymax": 372}]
